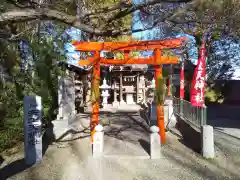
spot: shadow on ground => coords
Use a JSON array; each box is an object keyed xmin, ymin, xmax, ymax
[
  {"xmin": 175, "ymin": 116, "xmax": 201, "ymax": 154},
  {"xmin": 0, "ymin": 156, "xmax": 4, "ymax": 166},
  {"xmin": 138, "ymin": 139, "xmax": 150, "ymax": 155},
  {"xmin": 0, "ymin": 158, "xmax": 33, "ymax": 179},
  {"xmin": 0, "ymin": 122, "xmax": 55, "ymax": 179}
]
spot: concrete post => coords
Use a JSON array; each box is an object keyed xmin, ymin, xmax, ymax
[
  {"xmin": 93, "ymin": 124, "xmax": 104, "ymax": 158},
  {"xmin": 201, "ymin": 125, "xmax": 215, "ymax": 159},
  {"xmin": 150, "ymin": 126, "xmax": 161, "ymax": 159}
]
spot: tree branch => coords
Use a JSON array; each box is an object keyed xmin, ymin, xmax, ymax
[
  {"xmin": 85, "ymin": 0, "xmax": 192, "ymax": 17},
  {"xmin": 6, "ymin": 0, "xmax": 38, "ymax": 8},
  {"xmin": 0, "ymin": 2, "xmax": 197, "ymax": 37},
  {"xmin": 0, "ymin": 0, "xmax": 236, "ymax": 38}
]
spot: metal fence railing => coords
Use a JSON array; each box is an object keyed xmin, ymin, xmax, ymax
[{"xmin": 173, "ymin": 96, "xmax": 207, "ymax": 129}]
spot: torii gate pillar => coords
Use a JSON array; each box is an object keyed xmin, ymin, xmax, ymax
[
  {"xmin": 91, "ymin": 52, "xmax": 100, "ymax": 141},
  {"xmin": 154, "ymin": 49, "xmax": 166, "ymax": 144}
]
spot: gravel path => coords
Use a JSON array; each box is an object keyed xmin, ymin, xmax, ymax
[{"xmin": 1, "ymin": 113, "xmax": 240, "ymax": 180}]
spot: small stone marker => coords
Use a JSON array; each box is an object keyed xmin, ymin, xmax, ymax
[
  {"xmin": 150, "ymin": 126, "xmax": 161, "ymax": 159},
  {"xmin": 202, "ymin": 125, "xmax": 215, "ymax": 159},
  {"xmin": 24, "ymin": 96, "xmax": 42, "ymax": 165},
  {"xmin": 93, "ymin": 124, "xmax": 104, "ymax": 157}
]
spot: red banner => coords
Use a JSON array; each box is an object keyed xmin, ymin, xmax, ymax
[
  {"xmin": 190, "ymin": 42, "xmax": 206, "ymax": 107},
  {"xmin": 180, "ymin": 62, "xmax": 184, "ymax": 99}
]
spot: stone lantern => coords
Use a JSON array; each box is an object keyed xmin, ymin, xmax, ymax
[
  {"xmin": 100, "ymin": 78, "xmax": 111, "ymax": 108},
  {"xmin": 147, "ymin": 78, "xmax": 156, "ymax": 103}
]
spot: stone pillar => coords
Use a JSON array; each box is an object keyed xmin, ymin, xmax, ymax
[
  {"xmin": 125, "ymin": 86, "xmax": 135, "ymax": 104},
  {"xmin": 142, "ymin": 87, "xmax": 146, "ymax": 104},
  {"xmin": 136, "ymin": 73, "xmax": 139, "ymax": 103},
  {"xmin": 112, "ymin": 80, "xmax": 119, "ymax": 108},
  {"xmin": 119, "ymin": 73, "xmax": 124, "ymax": 104},
  {"xmin": 57, "ymin": 76, "xmax": 63, "ymax": 119},
  {"xmin": 201, "ymin": 125, "xmax": 215, "ymax": 159},
  {"xmin": 150, "ymin": 126, "xmax": 161, "ymax": 159},
  {"xmin": 139, "ymin": 75, "xmax": 146, "ymax": 104},
  {"xmin": 113, "ymin": 82, "xmax": 117, "ymax": 102},
  {"xmin": 93, "ymin": 124, "xmax": 104, "ymax": 158},
  {"xmin": 24, "ymin": 96, "xmax": 42, "ymax": 165},
  {"xmin": 62, "ymin": 72, "xmax": 75, "ymax": 119},
  {"xmin": 57, "ymin": 71, "xmax": 75, "ymax": 120},
  {"xmin": 53, "ymin": 70, "xmax": 75, "ymax": 141}
]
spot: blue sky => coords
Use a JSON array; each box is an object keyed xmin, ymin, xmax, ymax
[
  {"xmin": 132, "ymin": 0, "xmax": 240, "ymax": 79},
  {"xmin": 132, "ymin": 0, "xmax": 198, "ymax": 64}
]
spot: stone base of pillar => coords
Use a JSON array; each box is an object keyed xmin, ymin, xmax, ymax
[
  {"xmin": 47, "ymin": 119, "xmax": 71, "ymax": 141},
  {"xmin": 112, "ymin": 101, "xmax": 119, "ymax": 108},
  {"xmin": 120, "ymin": 100, "xmax": 126, "ymax": 105},
  {"xmin": 102, "ymin": 103, "xmax": 108, "ymax": 109},
  {"xmin": 126, "ymin": 94, "xmax": 135, "ymax": 104}
]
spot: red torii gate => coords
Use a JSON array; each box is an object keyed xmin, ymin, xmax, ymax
[{"xmin": 72, "ymin": 37, "xmax": 186, "ymax": 144}]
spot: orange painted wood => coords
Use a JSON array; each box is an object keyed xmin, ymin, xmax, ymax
[
  {"xmin": 154, "ymin": 49, "xmax": 166, "ymax": 144},
  {"xmin": 156, "ymin": 105, "xmax": 166, "ymax": 144},
  {"xmin": 72, "ymin": 37, "xmax": 186, "ymax": 51},
  {"xmin": 77, "ymin": 56, "xmax": 179, "ymax": 66},
  {"xmin": 76, "ymin": 38, "xmax": 186, "ymax": 145},
  {"xmin": 91, "ymin": 52, "xmax": 101, "ymax": 143}
]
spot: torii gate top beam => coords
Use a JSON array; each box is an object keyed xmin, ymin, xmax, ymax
[
  {"xmin": 71, "ymin": 37, "xmax": 186, "ymax": 66},
  {"xmin": 71, "ymin": 37, "xmax": 186, "ymax": 51}
]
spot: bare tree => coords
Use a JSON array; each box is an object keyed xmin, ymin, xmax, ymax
[{"xmin": 0, "ymin": 0, "xmax": 239, "ymax": 39}]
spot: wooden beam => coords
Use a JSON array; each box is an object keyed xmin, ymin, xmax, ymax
[
  {"xmin": 77, "ymin": 56, "xmax": 179, "ymax": 66},
  {"xmin": 72, "ymin": 37, "xmax": 186, "ymax": 51}
]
